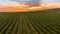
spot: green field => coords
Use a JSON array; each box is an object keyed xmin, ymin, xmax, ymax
[{"xmin": 0, "ymin": 9, "xmax": 60, "ymax": 34}]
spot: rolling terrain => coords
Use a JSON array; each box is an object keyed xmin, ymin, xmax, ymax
[{"xmin": 0, "ymin": 8, "xmax": 60, "ymax": 34}]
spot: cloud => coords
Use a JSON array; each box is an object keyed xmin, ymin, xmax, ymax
[
  {"xmin": 0, "ymin": 3, "xmax": 29, "ymax": 12},
  {"xmin": 0, "ymin": 2, "xmax": 60, "ymax": 12},
  {"xmin": 28, "ymin": 3, "xmax": 60, "ymax": 10}
]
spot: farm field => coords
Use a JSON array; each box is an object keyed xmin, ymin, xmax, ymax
[{"xmin": 0, "ymin": 9, "xmax": 60, "ymax": 34}]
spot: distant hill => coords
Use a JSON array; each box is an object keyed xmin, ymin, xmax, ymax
[{"xmin": 27, "ymin": 8, "xmax": 60, "ymax": 13}]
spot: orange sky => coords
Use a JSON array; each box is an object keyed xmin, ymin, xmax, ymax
[{"xmin": 0, "ymin": 3, "xmax": 60, "ymax": 12}]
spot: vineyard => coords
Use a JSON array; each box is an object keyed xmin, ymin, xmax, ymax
[{"xmin": 0, "ymin": 11, "xmax": 60, "ymax": 34}]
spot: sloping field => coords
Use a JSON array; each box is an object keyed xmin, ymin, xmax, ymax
[{"xmin": 0, "ymin": 9, "xmax": 60, "ymax": 34}]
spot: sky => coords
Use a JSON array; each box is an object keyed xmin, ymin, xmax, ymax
[
  {"xmin": 42, "ymin": 0, "xmax": 60, "ymax": 3},
  {"xmin": 0, "ymin": 0, "xmax": 60, "ymax": 3},
  {"xmin": 0, "ymin": 0, "xmax": 60, "ymax": 12}
]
